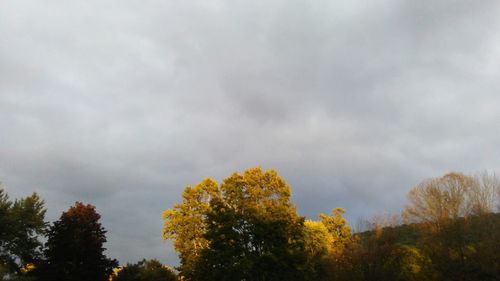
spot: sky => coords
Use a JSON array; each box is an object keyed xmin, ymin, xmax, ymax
[{"xmin": 2, "ymin": 0, "xmax": 500, "ymax": 266}]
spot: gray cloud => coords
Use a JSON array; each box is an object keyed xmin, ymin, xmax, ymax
[{"xmin": 2, "ymin": 0, "xmax": 500, "ymax": 265}]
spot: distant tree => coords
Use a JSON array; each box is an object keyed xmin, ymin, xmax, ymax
[
  {"xmin": 111, "ymin": 259, "xmax": 176, "ymax": 281},
  {"xmin": 36, "ymin": 202, "xmax": 117, "ymax": 281},
  {"xmin": 472, "ymin": 172, "xmax": 500, "ymax": 214},
  {"xmin": 0, "ymin": 186, "xmax": 46, "ymax": 279},
  {"xmin": 359, "ymin": 221, "xmax": 433, "ymax": 281},
  {"xmin": 403, "ymin": 172, "xmax": 500, "ymax": 280},
  {"xmin": 403, "ymin": 173, "xmax": 478, "ymax": 225},
  {"xmin": 325, "ymin": 214, "xmax": 435, "ymax": 281}
]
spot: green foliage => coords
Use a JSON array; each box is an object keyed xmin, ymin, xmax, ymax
[
  {"xmin": 337, "ymin": 213, "xmax": 500, "ymax": 281},
  {"xmin": 0, "ymin": 187, "xmax": 46, "ymax": 278},
  {"xmin": 36, "ymin": 202, "xmax": 118, "ymax": 281},
  {"xmin": 112, "ymin": 259, "xmax": 176, "ymax": 281},
  {"xmin": 352, "ymin": 226, "xmax": 433, "ymax": 281}
]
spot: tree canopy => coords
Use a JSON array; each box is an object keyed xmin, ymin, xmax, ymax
[
  {"xmin": 163, "ymin": 167, "xmax": 310, "ymax": 280},
  {"xmin": 111, "ymin": 259, "xmax": 176, "ymax": 281},
  {"xmin": 163, "ymin": 169, "xmax": 500, "ymax": 281},
  {"xmin": 36, "ymin": 202, "xmax": 117, "ymax": 281},
  {"xmin": 2, "ymin": 168, "xmax": 499, "ymax": 281},
  {"xmin": 402, "ymin": 172, "xmax": 500, "ymax": 281},
  {"xmin": 0, "ymin": 187, "xmax": 46, "ymax": 279}
]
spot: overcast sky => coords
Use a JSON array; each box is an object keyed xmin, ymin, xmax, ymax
[{"xmin": 2, "ymin": 0, "xmax": 500, "ymax": 266}]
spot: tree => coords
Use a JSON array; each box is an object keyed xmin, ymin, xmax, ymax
[
  {"xmin": 319, "ymin": 208, "xmax": 353, "ymax": 256},
  {"xmin": 472, "ymin": 172, "xmax": 500, "ymax": 214},
  {"xmin": 163, "ymin": 167, "xmax": 308, "ymax": 280},
  {"xmin": 403, "ymin": 173, "xmax": 477, "ymax": 226},
  {"xmin": 36, "ymin": 202, "xmax": 117, "ymax": 281},
  {"xmin": 162, "ymin": 178, "xmax": 220, "ymax": 278},
  {"xmin": 403, "ymin": 172, "xmax": 500, "ymax": 281},
  {"xmin": 322, "ymin": 214, "xmax": 435, "ymax": 281},
  {"xmin": 302, "ymin": 219, "xmax": 340, "ymax": 281},
  {"xmin": 111, "ymin": 259, "xmax": 176, "ymax": 281},
  {"xmin": 308, "ymin": 208, "xmax": 356, "ymax": 281},
  {"xmin": 0, "ymin": 187, "xmax": 46, "ymax": 279},
  {"xmin": 303, "ymin": 221, "xmax": 333, "ymax": 254}
]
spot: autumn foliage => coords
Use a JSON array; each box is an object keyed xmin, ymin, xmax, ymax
[
  {"xmin": 163, "ymin": 168, "xmax": 500, "ymax": 281},
  {"xmin": 2, "ymin": 168, "xmax": 499, "ymax": 280}
]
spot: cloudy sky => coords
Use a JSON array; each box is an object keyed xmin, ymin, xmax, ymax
[{"xmin": 2, "ymin": 0, "xmax": 500, "ymax": 265}]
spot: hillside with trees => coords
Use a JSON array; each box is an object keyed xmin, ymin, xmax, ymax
[{"xmin": 162, "ymin": 168, "xmax": 500, "ymax": 281}]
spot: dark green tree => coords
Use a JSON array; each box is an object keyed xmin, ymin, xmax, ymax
[
  {"xmin": 36, "ymin": 202, "xmax": 117, "ymax": 281},
  {"xmin": 112, "ymin": 259, "xmax": 176, "ymax": 281},
  {"xmin": 0, "ymin": 187, "xmax": 46, "ymax": 279},
  {"xmin": 191, "ymin": 197, "xmax": 250, "ymax": 281}
]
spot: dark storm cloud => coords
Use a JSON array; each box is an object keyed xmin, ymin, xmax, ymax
[{"xmin": 2, "ymin": 0, "xmax": 500, "ymax": 265}]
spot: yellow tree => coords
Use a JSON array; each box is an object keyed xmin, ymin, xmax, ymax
[
  {"xmin": 319, "ymin": 208, "xmax": 353, "ymax": 256},
  {"xmin": 162, "ymin": 178, "xmax": 220, "ymax": 277},
  {"xmin": 163, "ymin": 167, "xmax": 308, "ymax": 280},
  {"xmin": 303, "ymin": 221, "xmax": 333, "ymax": 258},
  {"xmin": 200, "ymin": 168, "xmax": 307, "ymax": 280},
  {"xmin": 312, "ymin": 208, "xmax": 357, "ymax": 281}
]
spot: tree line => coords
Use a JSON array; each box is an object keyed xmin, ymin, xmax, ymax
[
  {"xmin": 163, "ymin": 168, "xmax": 500, "ymax": 281},
  {"xmin": 2, "ymin": 167, "xmax": 500, "ymax": 280},
  {"xmin": 0, "ymin": 189, "xmax": 176, "ymax": 281}
]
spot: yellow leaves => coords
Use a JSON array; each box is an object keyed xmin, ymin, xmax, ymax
[
  {"xmin": 398, "ymin": 246, "xmax": 430, "ymax": 277},
  {"xmin": 161, "ymin": 178, "xmax": 221, "ymax": 274},
  {"xmin": 302, "ymin": 208, "xmax": 354, "ymax": 264},
  {"xmin": 162, "ymin": 167, "xmax": 304, "ymax": 277},
  {"xmin": 320, "ymin": 208, "xmax": 352, "ymax": 240},
  {"xmin": 220, "ymin": 167, "xmax": 296, "ymax": 223},
  {"xmin": 20, "ymin": 263, "xmax": 35, "ymax": 273},
  {"xmin": 108, "ymin": 267, "xmax": 123, "ymax": 281},
  {"xmin": 303, "ymin": 220, "xmax": 334, "ymax": 256}
]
